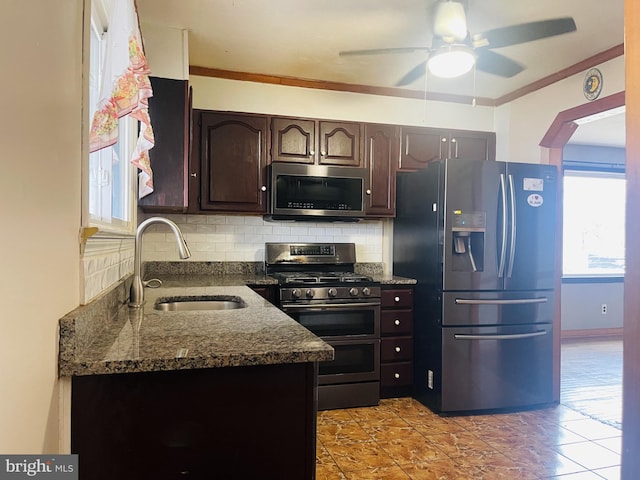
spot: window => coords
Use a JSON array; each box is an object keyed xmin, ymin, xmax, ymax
[
  {"xmin": 563, "ymin": 168, "xmax": 625, "ymax": 277},
  {"xmin": 84, "ymin": 0, "xmax": 137, "ymax": 233}
]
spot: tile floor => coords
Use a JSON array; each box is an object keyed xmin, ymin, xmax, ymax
[{"xmin": 316, "ymin": 339, "xmax": 622, "ymax": 479}]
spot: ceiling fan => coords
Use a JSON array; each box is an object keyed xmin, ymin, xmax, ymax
[{"xmin": 339, "ymin": 0, "xmax": 577, "ymax": 84}]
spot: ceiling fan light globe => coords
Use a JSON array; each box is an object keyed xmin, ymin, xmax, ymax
[{"xmin": 427, "ymin": 46, "xmax": 476, "ymax": 78}]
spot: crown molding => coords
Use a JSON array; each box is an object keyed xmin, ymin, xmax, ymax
[{"xmin": 189, "ymin": 43, "xmax": 624, "ymax": 108}]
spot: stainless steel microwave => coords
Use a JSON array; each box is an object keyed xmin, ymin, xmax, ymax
[{"xmin": 267, "ymin": 163, "xmax": 367, "ymax": 221}]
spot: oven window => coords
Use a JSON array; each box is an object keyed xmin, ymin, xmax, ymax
[
  {"xmin": 292, "ymin": 309, "xmax": 377, "ymax": 337},
  {"xmin": 320, "ymin": 342, "xmax": 377, "ymax": 376}
]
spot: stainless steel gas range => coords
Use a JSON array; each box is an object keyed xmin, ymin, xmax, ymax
[{"xmin": 266, "ymin": 243, "xmax": 381, "ymax": 410}]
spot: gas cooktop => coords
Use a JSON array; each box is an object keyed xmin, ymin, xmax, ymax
[{"xmin": 271, "ymin": 271, "xmax": 374, "ymax": 285}]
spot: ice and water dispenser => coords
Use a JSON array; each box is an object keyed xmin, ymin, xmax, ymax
[{"xmin": 451, "ymin": 211, "xmax": 485, "ymax": 272}]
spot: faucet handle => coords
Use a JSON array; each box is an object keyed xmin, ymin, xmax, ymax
[{"xmin": 142, "ymin": 278, "xmax": 163, "ymax": 289}]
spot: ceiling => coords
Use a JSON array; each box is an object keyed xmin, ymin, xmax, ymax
[{"xmin": 136, "ymin": 0, "xmax": 625, "ymax": 147}]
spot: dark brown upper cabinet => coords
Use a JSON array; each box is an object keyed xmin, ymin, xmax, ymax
[
  {"xmin": 193, "ymin": 111, "xmax": 268, "ymax": 213},
  {"xmin": 364, "ymin": 123, "xmax": 399, "ymax": 217},
  {"xmin": 272, "ymin": 117, "xmax": 363, "ymax": 167},
  {"xmin": 138, "ymin": 77, "xmax": 190, "ymax": 212},
  {"xmin": 399, "ymin": 127, "xmax": 496, "ymax": 171}
]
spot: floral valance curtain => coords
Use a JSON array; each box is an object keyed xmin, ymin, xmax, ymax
[{"xmin": 88, "ymin": 0, "xmax": 154, "ymax": 198}]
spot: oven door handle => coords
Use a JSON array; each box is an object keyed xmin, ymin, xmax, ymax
[
  {"xmin": 455, "ymin": 298, "xmax": 548, "ymax": 305},
  {"xmin": 282, "ymin": 302, "xmax": 380, "ymax": 310}
]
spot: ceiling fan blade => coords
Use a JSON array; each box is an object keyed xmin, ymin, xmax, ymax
[
  {"xmin": 473, "ymin": 17, "xmax": 576, "ymax": 49},
  {"xmin": 339, "ymin": 47, "xmax": 430, "ymax": 57},
  {"xmin": 475, "ymin": 49, "xmax": 525, "ymax": 78},
  {"xmin": 395, "ymin": 60, "xmax": 428, "ymax": 86}
]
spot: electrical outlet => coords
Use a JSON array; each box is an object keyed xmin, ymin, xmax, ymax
[
  {"xmin": 427, "ymin": 370, "xmax": 434, "ymax": 389},
  {"xmin": 602, "ymin": 304, "xmax": 608, "ymax": 315}
]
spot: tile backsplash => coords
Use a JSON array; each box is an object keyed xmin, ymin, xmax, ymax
[
  {"xmin": 80, "ymin": 238, "xmax": 135, "ymax": 305},
  {"xmin": 141, "ymin": 214, "xmax": 385, "ymax": 263}
]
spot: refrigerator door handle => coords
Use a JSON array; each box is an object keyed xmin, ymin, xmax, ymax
[
  {"xmin": 498, "ymin": 174, "xmax": 508, "ymax": 277},
  {"xmin": 454, "ymin": 330, "xmax": 548, "ymax": 341},
  {"xmin": 455, "ymin": 298, "xmax": 548, "ymax": 305},
  {"xmin": 507, "ymin": 174, "xmax": 517, "ymax": 278}
]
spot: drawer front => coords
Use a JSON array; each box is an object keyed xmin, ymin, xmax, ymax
[
  {"xmin": 381, "ymin": 337, "xmax": 413, "ymax": 362},
  {"xmin": 380, "ymin": 362, "xmax": 413, "ymax": 387},
  {"xmin": 382, "ymin": 288, "xmax": 414, "ymax": 308},
  {"xmin": 381, "ymin": 310, "xmax": 413, "ymax": 335}
]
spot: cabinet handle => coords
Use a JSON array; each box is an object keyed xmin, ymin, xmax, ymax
[
  {"xmin": 260, "ymin": 185, "xmax": 267, "ymax": 192},
  {"xmin": 394, "ymin": 296, "xmax": 400, "ymax": 302},
  {"xmin": 309, "ymin": 150, "xmax": 315, "ymax": 156},
  {"xmin": 321, "ymin": 151, "xmax": 326, "ymax": 156},
  {"xmin": 190, "ymin": 173, "xmax": 197, "ymax": 178},
  {"xmin": 366, "ymin": 189, "xmax": 372, "ymax": 195},
  {"xmin": 441, "ymin": 137, "xmax": 447, "ymax": 143},
  {"xmin": 452, "ymin": 137, "xmax": 459, "ymax": 158},
  {"xmin": 394, "ymin": 373, "xmax": 400, "ymax": 379},
  {"xmin": 394, "ymin": 319, "xmax": 400, "ymax": 326},
  {"xmin": 395, "ymin": 346, "xmax": 401, "ymax": 353}
]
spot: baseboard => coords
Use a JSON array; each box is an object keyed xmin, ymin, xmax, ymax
[{"xmin": 561, "ymin": 327, "xmax": 623, "ymax": 340}]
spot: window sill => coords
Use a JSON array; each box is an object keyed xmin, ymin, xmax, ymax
[{"xmin": 562, "ymin": 276, "xmax": 624, "ymax": 284}]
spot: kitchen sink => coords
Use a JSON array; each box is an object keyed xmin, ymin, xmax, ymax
[{"xmin": 154, "ymin": 295, "xmax": 247, "ymax": 311}]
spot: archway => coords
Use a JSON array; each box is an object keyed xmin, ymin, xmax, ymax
[{"xmin": 539, "ymin": 90, "xmax": 625, "ymax": 405}]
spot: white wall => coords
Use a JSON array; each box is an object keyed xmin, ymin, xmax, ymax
[
  {"xmin": 562, "ymin": 283, "xmax": 624, "ymax": 331},
  {"xmin": 496, "ymin": 55, "xmax": 625, "ymax": 164},
  {"xmin": 141, "ymin": 23, "xmax": 188, "ymax": 80},
  {"xmin": 189, "ymin": 75, "xmax": 494, "ymax": 130},
  {"xmin": 0, "ymin": 0, "xmax": 82, "ymax": 453}
]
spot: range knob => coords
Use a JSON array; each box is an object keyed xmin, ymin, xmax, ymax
[
  {"xmin": 291, "ymin": 288, "xmax": 302, "ymax": 299},
  {"xmin": 349, "ymin": 287, "xmax": 359, "ymax": 296},
  {"xmin": 306, "ymin": 289, "xmax": 315, "ymax": 299},
  {"xmin": 328, "ymin": 288, "xmax": 338, "ymax": 298},
  {"xmin": 362, "ymin": 287, "xmax": 371, "ymax": 296}
]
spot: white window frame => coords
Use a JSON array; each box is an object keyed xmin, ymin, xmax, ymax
[
  {"xmin": 82, "ymin": 0, "xmax": 137, "ymax": 236},
  {"xmin": 562, "ymin": 168, "xmax": 626, "ymax": 278}
]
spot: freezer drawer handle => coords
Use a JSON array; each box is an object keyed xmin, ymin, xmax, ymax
[
  {"xmin": 454, "ymin": 298, "xmax": 548, "ymax": 305},
  {"xmin": 454, "ymin": 330, "xmax": 548, "ymax": 341}
]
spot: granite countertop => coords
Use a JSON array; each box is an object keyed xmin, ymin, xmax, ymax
[
  {"xmin": 59, "ymin": 283, "xmax": 333, "ymax": 377},
  {"xmin": 147, "ymin": 273, "xmax": 416, "ymax": 287},
  {"xmin": 142, "ymin": 261, "xmax": 417, "ymax": 286},
  {"xmin": 371, "ymin": 274, "xmax": 416, "ymax": 285},
  {"xmin": 58, "ymin": 261, "xmax": 414, "ymax": 378}
]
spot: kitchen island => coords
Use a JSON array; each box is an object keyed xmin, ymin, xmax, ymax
[{"xmin": 59, "ymin": 281, "xmax": 333, "ymax": 480}]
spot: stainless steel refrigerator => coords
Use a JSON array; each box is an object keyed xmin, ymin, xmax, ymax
[{"xmin": 393, "ymin": 159, "xmax": 558, "ymax": 413}]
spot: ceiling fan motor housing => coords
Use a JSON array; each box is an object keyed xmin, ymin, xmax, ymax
[{"xmin": 433, "ymin": 1, "xmax": 468, "ymax": 42}]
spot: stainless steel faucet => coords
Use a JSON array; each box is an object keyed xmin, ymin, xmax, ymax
[{"xmin": 129, "ymin": 217, "xmax": 191, "ymax": 308}]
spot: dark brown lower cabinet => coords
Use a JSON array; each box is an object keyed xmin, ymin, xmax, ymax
[
  {"xmin": 380, "ymin": 286, "xmax": 414, "ymax": 398},
  {"xmin": 248, "ymin": 285, "xmax": 277, "ymax": 304},
  {"xmin": 72, "ymin": 362, "xmax": 317, "ymax": 480}
]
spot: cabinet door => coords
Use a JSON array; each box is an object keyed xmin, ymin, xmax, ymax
[
  {"xmin": 138, "ymin": 77, "xmax": 189, "ymax": 212},
  {"xmin": 364, "ymin": 123, "xmax": 398, "ymax": 217},
  {"xmin": 271, "ymin": 117, "xmax": 315, "ymax": 164},
  {"xmin": 318, "ymin": 121, "xmax": 362, "ymax": 166},
  {"xmin": 199, "ymin": 112, "xmax": 268, "ymax": 213},
  {"xmin": 399, "ymin": 126, "xmax": 444, "ymax": 170},
  {"xmin": 448, "ymin": 130, "xmax": 496, "ymax": 161}
]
